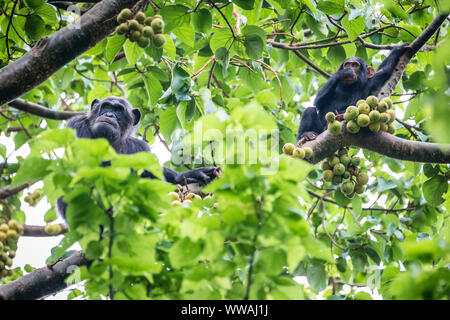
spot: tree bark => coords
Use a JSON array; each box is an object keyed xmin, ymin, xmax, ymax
[
  {"xmin": 8, "ymin": 99, "xmax": 84, "ymax": 120},
  {"xmin": 376, "ymin": 13, "xmax": 449, "ymax": 98},
  {"xmin": 0, "ymin": 251, "xmax": 87, "ymax": 300},
  {"xmin": 22, "ymin": 224, "xmax": 69, "ymax": 237},
  {"xmin": 301, "ymin": 129, "xmax": 450, "ymax": 164},
  {"xmin": 0, "ymin": 0, "xmax": 141, "ymax": 106}
]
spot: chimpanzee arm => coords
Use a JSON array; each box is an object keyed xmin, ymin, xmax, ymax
[
  {"xmin": 369, "ymin": 44, "xmax": 410, "ymax": 93},
  {"xmin": 163, "ymin": 167, "xmax": 218, "ymax": 185},
  {"xmin": 66, "ymin": 115, "xmax": 92, "ymax": 138},
  {"xmin": 314, "ymin": 73, "xmax": 342, "ymax": 110},
  {"xmin": 296, "ymin": 107, "xmax": 326, "ymax": 141}
]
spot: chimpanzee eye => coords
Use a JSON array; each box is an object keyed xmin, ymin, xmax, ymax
[{"xmin": 113, "ymin": 104, "xmax": 124, "ymax": 113}]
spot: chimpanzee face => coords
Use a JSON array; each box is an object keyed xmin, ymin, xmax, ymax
[
  {"xmin": 340, "ymin": 58, "xmax": 363, "ymax": 84},
  {"xmin": 89, "ymin": 97, "xmax": 141, "ymax": 142},
  {"xmin": 339, "ymin": 57, "xmax": 373, "ymax": 85}
]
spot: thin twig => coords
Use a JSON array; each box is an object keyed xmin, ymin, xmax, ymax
[
  {"xmin": 192, "ymin": 55, "xmax": 216, "ymax": 78},
  {"xmin": 321, "ymin": 199, "xmax": 346, "ymax": 250},
  {"xmin": 256, "ymin": 60, "xmax": 283, "ymax": 110},
  {"xmin": 207, "ymin": 0, "xmax": 236, "ymax": 40}
]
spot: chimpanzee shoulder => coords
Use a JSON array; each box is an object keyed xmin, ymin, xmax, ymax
[{"xmin": 123, "ymin": 137, "xmax": 151, "ymax": 154}]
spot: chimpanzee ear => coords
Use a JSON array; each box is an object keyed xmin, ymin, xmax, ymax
[
  {"xmin": 91, "ymin": 98, "xmax": 100, "ymax": 110},
  {"xmin": 132, "ymin": 108, "xmax": 141, "ymax": 126},
  {"xmin": 367, "ymin": 66, "xmax": 375, "ymax": 78}
]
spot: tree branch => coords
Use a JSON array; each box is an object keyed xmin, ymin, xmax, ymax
[
  {"xmin": 0, "ymin": 183, "xmax": 30, "ymax": 200},
  {"xmin": 0, "ymin": 0, "xmax": 142, "ymax": 106},
  {"xmin": 376, "ymin": 13, "xmax": 449, "ymax": 98},
  {"xmin": 292, "ymin": 50, "xmax": 330, "ymax": 79},
  {"xmin": 8, "ymin": 99, "xmax": 84, "ymax": 120},
  {"xmin": 22, "ymin": 224, "xmax": 69, "ymax": 237},
  {"xmin": 300, "ymin": 129, "xmax": 450, "ymax": 164},
  {"xmin": 0, "ymin": 251, "xmax": 87, "ymax": 300}
]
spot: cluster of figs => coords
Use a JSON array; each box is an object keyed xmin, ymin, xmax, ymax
[
  {"xmin": 115, "ymin": 9, "xmax": 166, "ymax": 49},
  {"xmin": 327, "ymin": 96, "xmax": 396, "ymax": 135}
]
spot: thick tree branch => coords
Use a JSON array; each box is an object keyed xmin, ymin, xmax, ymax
[
  {"xmin": 8, "ymin": 99, "xmax": 84, "ymax": 120},
  {"xmin": 0, "ymin": 0, "xmax": 142, "ymax": 106},
  {"xmin": 0, "ymin": 251, "xmax": 87, "ymax": 300},
  {"xmin": 22, "ymin": 224, "xmax": 69, "ymax": 237},
  {"xmin": 300, "ymin": 129, "xmax": 450, "ymax": 164},
  {"xmin": 0, "ymin": 183, "xmax": 30, "ymax": 200},
  {"xmin": 376, "ymin": 13, "xmax": 449, "ymax": 98}
]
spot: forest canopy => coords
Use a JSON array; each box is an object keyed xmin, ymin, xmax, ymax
[{"xmin": 0, "ymin": 0, "xmax": 449, "ymax": 300}]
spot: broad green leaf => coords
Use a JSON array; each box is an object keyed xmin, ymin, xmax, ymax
[
  {"xmin": 192, "ymin": 8, "xmax": 212, "ymax": 33},
  {"xmin": 210, "ymin": 28, "xmax": 235, "ymax": 53},
  {"xmin": 244, "ymin": 34, "xmax": 264, "ymax": 60},
  {"xmin": 25, "ymin": 15, "xmax": 45, "ymax": 41},
  {"xmin": 124, "ymin": 40, "xmax": 144, "ymax": 66},
  {"xmin": 423, "ymin": 175, "xmax": 448, "ymax": 206},
  {"xmin": 159, "ymin": 5, "xmax": 190, "ymax": 32},
  {"xmin": 341, "ymin": 16, "xmax": 365, "ymax": 41},
  {"xmin": 106, "ymin": 35, "xmax": 126, "ymax": 63},
  {"xmin": 35, "ymin": 3, "xmax": 57, "ymax": 23},
  {"xmin": 234, "ymin": 0, "xmax": 255, "ymax": 10},
  {"xmin": 317, "ymin": 1, "xmax": 343, "ymax": 15},
  {"xmin": 306, "ymin": 263, "xmax": 327, "ymax": 292}
]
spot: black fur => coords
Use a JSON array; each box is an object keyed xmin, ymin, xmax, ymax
[
  {"xmin": 297, "ymin": 44, "xmax": 409, "ymax": 141},
  {"xmin": 57, "ymin": 96, "xmax": 218, "ymax": 218}
]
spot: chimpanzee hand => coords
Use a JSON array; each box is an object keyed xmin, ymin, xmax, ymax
[
  {"xmin": 176, "ymin": 167, "xmax": 221, "ymax": 186},
  {"xmin": 297, "ymin": 131, "xmax": 317, "ymax": 146}
]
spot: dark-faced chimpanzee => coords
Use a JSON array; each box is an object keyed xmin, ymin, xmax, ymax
[
  {"xmin": 57, "ymin": 96, "xmax": 219, "ymax": 217},
  {"xmin": 296, "ymin": 43, "xmax": 410, "ymax": 142}
]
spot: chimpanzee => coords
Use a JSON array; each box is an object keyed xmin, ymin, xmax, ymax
[
  {"xmin": 296, "ymin": 43, "xmax": 410, "ymax": 142},
  {"xmin": 57, "ymin": 96, "xmax": 219, "ymax": 217}
]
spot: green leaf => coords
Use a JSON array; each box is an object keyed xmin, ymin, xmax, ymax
[
  {"xmin": 306, "ymin": 262, "xmax": 327, "ymax": 292},
  {"xmin": 169, "ymin": 238, "xmax": 202, "ymax": 269},
  {"xmin": 244, "ymin": 34, "xmax": 264, "ymax": 60},
  {"xmin": 423, "ymin": 175, "xmax": 448, "ymax": 206},
  {"xmin": 171, "ymin": 65, "xmax": 190, "ymax": 93},
  {"xmin": 124, "ymin": 40, "xmax": 144, "ymax": 66},
  {"xmin": 162, "ymin": 34, "xmax": 176, "ymax": 59},
  {"xmin": 301, "ymin": 0, "xmax": 317, "ymax": 15},
  {"xmin": 192, "ymin": 8, "xmax": 212, "ymax": 33},
  {"xmin": 106, "ymin": 35, "xmax": 126, "ymax": 63},
  {"xmin": 159, "ymin": 5, "xmax": 190, "ymax": 33},
  {"xmin": 25, "ymin": 0, "xmax": 44, "ymax": 8},
  {"xmin": 210, "ymin": 28, "xmax": 234, "ymax": 53},
  {"xmin": 12, "ymin": 157, "xmax": 52, "ymax": 186},
  {"xmin": 254, "ymin": 248, "xmax": 287, "ymax": 276},
  {"xmin": 35, "ymin": 3, "xmax": 57, "ymax": 23},
  {"xmin": 317, "ymin": 1, "xmax": 343, "ymax": 15},
  {"xmin": 25, "ymin": 15, "xmax": 45, "ymax": 41},
  {"xmin": 350, "ymin": 251, "xmax": 367, "ymax": 272},
  {"xmin": 215, "ymin": 47, "xmax": 230, "ymax": 69},
  {"xmin": 242, "ymin": 25, "xmax": 267, "ymax": 44},
  {"xmin": 355, "ymin": 291, "xmax": 373, "ymax": 300},
  {"xmin": 0, "ymin": 143, "xmax": 6, "ymax": 159},
  {"xmin": 234, "ymin": 0, "xmax": 255, "ymax": 10},
  {"xmin": 142, "ymin": 73, "xmax": 162, "ymax": 108},
  {"xmin": 341, "ymin": 16, "xmax": 365, "ymax": 41},
  {"xmin": 173, "ymin": 23, "xmax": 195, "ymax": 47}
]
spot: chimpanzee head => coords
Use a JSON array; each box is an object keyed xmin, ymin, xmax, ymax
[
  {"xmin": 338, "ymin": 57, "xmax": 375, "ymax": 85},
  {"xmin": 88, "ymin": 96, "xmax": 141, "ymax": 143}
]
